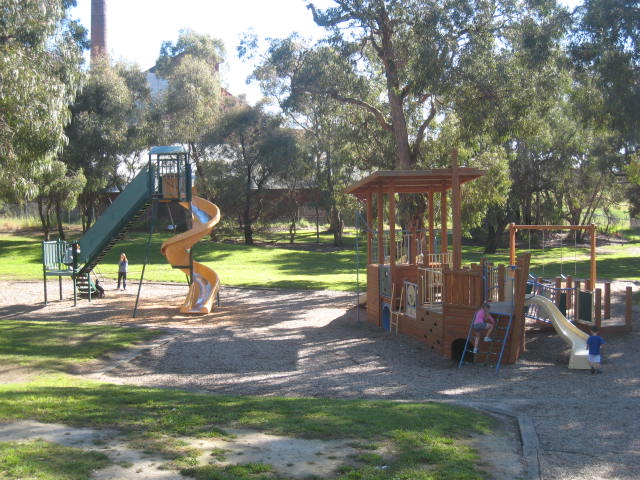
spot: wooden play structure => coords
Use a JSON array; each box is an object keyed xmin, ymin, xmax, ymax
[
  {"xmin": 346, "ymin": 151, "xmax": 533, "ymax": 370},
  {"xmin": 509, "ymin": 223, "xmax": 633, "ymax": 334}
]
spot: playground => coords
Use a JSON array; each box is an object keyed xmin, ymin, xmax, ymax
[{"xmin": 1, "ymin": 277, "xmax": 639, "ymax": 479}]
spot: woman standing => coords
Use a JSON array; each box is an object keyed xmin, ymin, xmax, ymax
[{"xmin": 117, "ymin": 253, "xmax": 128, "ymax": 290}]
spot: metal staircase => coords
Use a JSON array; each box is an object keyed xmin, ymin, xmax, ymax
[{"xmin": 77, "ymin": 200, "xmax": 150, "ymax": 276}]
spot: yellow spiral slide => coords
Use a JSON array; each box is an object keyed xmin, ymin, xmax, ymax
[{"xmin": 160, "ymin": 196, "xmax": 221, "ymax": 314}]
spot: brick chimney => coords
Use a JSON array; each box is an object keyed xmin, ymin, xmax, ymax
[{"xmin": 91, "ymin": 0, "xmax": 108, "ymax": 60}]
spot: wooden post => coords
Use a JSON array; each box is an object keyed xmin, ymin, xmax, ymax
[
  {"xmin": 440, "ymin": 190, "xmax": 447, "ymax": 254},
  {"xmin": 594, "ymin": 288, "xmax": 602, "ymax": 328},
  {"xmin": 509, "ymin": 223, "xmax": 517, "ymax": 266},
  {"xmin": 590, "ymin": 224, "xmax": 597, "ymax": 290},
  {"xmin": 498, "ymin": 264, "xmax": 505, "ymax": 301},
  {"xmin": 555, "ymin": 277, "xmax": 562, "ymax": 307},
  {"xmin": 585, "ymin": 279, "xmax": 592, "ymax": 291},
  {"xmin": 604, "ymin": 282, "xmax": 611, "ymax": 320},
  {"xmin": 451, "ymin": 149, "xmax": 462, "ymax": 270},
  {"xmin": 626, "ymin": 287, "xmax": 633, "ymax": 329},
  {"xmin": 428, "ymin": 190, "xmax": 435, "ymax": 257},
  {"xmin": 389, "ymin": 191, "xmax": 396, "ymax": 267},
  {"xmin": 377, "ymin": 186, "xmax": 384, "ymax": 265},
  {"xmin": 366, "ymin": 192, "xmax": 373, "ymax": 265},
  {"xmin": 510, "ymin": 252, "xmax": 531, "ymax": 362},
  {"xmin": 566, "ymin": 276, "xmax": 573, "ymax": 309}
]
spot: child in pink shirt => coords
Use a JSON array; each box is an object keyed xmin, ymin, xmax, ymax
[{"xmin": 472, "ymin": 302, "xmax": 495, "ymax": 353}]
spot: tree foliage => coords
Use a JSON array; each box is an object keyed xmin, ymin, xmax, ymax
[
  {"xmin": 205, "ymin": 105, "xmax": 298, "ymax": 244},
  {"xmin": 152, "ymin": 30, "xmax": 225, "ymax": 178},
  {"xmin": 62, "ymin": 59, "xmax": 150, "ymax": 231},
  {"xmin": 258, "ymin": 0, "xmax": 569, "ymax": 170},
  {"xmin": 0, "ymin": 0, "xmax": 86, "ymax": 200},
  {"xmin": 31, "ymin": 160, "xmax": 85, "ymax": 240},
  {"xmin": 572, "ymin": 0, "xmax": 640, "ymax": 145}
]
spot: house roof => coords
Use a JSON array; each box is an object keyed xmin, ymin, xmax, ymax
[{"xmin": 345, "ymin": 168, "xmax": 485, "ymax": 199}]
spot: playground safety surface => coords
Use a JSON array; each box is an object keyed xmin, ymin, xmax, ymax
[{"xmin": 0, "ymin": 279, "xmax": 639, "ymax": 480}]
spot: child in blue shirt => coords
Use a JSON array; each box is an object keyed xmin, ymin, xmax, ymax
[{"xmin": 586, "ymin": 326, "xmax": 605, "ymax": 375}]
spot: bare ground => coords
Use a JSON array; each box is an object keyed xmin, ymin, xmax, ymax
[{"xmin": 1, "ymin": 278, "xmax": 639, "ymax": 479}]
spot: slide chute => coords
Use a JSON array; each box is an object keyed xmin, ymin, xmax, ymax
[
  {"xmin": 161, "ymin": 196, "xmax": 220, "ymax": 314},
  {"xmin": 525, "ymin": 295, "xmax": 589, "ymax": 369}
]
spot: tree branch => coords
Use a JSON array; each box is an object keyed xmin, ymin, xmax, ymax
[
  {"xmin": 298, "ymin": 86, "xmax": 393, "ymax": 132},
  {"xmin": 411, "ymin": 97, "xmax": 437, "ymax": 160}
]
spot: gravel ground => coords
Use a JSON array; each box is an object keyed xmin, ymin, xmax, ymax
[{"xmin": 1, "ymin": 278, "xmax": 638, "ymax": 480}]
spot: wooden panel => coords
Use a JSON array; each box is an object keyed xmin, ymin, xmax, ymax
[
  {"xmin": 367, "ymin": 265, "xmax": 380, "ymax": 327},
  {"xmin": 443, "ymin": 268, "xmax": 483, "ymax": 306},
  {"xmin": 417, "ymin": 306, "xmax": 444, "ymax": 354},
  {"xmin": 367, "ymin": 265, "xmax": 380, "ymax": 314}
]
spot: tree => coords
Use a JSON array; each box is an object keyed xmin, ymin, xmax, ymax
[
  {"xmin": 153, "ymin": 30, "xmax": 225, "ymax": 178},
  {"xmin": 253, "ymin": 43, "xmax": 392, "ymax": 244},
  {"xmin": 572, "ymin": 0, "xmax": 640, "ymax": 146},
  {"xmin": 62, "ymin": 59, "xmax": 150, "ymax": 231},
  {"xmin": 205, "ymin": 105, "xmax": 298, "ymax": 244},
  {"xmin": 32, "ymin": 161, "xmax": 85, "ymax": 241},
  {"xmin": 261, "ymin": 0, "xmax": 568, "ymax": 170},
  {"xmin": 0, "ymin": 0, "xmax": 85, "ymax": 200}
]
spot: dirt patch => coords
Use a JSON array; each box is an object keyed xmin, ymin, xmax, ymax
[{"xmin": 0, "ymin": 419, "xmax": 519, "ymax": 480}]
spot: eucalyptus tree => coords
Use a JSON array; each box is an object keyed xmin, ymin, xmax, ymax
[
  {"xmin": 62, "ymin": 59, "xmax": 150, "ymax": 231},
  {"xmin": 32, "ymin": 160, "xmax": 86, "ymax": 240},
  {"xmin": 0, "ymin": 0, "xmax": 85, "ymax": 200},
  {"xmin": 152, "ymin": 30, "xmax": 225, "ymax": 178},
  {"xmin": 253, "ymin": 39, "xmax": 392, "ymax": 244},
  {"xmin": 205, "ymin": 105, "xmax": 298, "ymax": 244},
  {"xmin": 571, "ymin": 0, "xmax": 640, "ymax": 147},
  {"xmin": 258, "ymin": 0, "xmax": 569, "ymax": 170}
]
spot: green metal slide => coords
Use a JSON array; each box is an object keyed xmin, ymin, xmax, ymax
[{"xmin": 77, "ymin": 166, "xmax": 153, "ymax": 276}]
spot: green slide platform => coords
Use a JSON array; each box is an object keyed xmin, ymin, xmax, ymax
[{"xmin": 77, "ymin": 166, "xmax": 153, "ymax": 275}]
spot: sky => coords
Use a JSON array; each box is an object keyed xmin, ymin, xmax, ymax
[{"xmin": 70, "ymin": 0, "xmax": 332, "ymax": 104}]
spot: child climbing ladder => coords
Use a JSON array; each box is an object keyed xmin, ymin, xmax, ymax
[{"xmin": 471, "ymin": 302, "xmax": 495, "ymax": 353}]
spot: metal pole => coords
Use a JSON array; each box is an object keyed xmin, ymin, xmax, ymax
[{"xmin": 133, "ymin": 201, "xmax": 157, "ymax": 318}]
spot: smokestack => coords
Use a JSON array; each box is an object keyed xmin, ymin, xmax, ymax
[{"xmin": 91, "ymin": 0, "xmax": 108, "ymax": 60}]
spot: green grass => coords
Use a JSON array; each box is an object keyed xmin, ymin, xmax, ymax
[
  {"xmin": 0, "ymin": 231, "xmax": 366, "ymax": 291},
  {"xmin": 0, "ymin": 320, "xmax": 161, "ymax": 370},
  {"xmin": 0, "ymin": 377, "xmax": 490, "ymax": 480},
  {"xmin": 0, "ymin": 439, "xmax": 110, "ymax": 480},
  {"xmin": 0, "ymin": 322, "xmax": 493, "ymax": 479},
  {"xmin": 5, "ymin": 227, "xmax": 638, "ymax": 289}
]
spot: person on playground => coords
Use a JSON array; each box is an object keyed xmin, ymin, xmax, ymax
[
  {"xmin": 94, "ymin": 279, "xmax": 105, "ymax": 298},
  {"xmin": 472, "ymin": 302, "xmax": 495, "ymax": 353},
  {"xmin": 586, "ymin": 326, "xmax": 605, "ymax": 374},
  {"xmin": 117, "ymin": 252, "xmax": 128, "ymax": 290}
]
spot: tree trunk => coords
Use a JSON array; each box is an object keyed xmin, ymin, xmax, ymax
[
  {"xmin": 243, "ymin": 223, "xmax": 254, "ymax": 245},
  {"xmin": 484, "ymin": 225, "xmax": 504, "ymax": 254},
  {"xmin": 330, "ymin": 206, "xmax": 344, "ymax": 246},
  {"xmin": 37, "ymin": 197, "xmax": 50, "ymax": 241},
  {"xmin": 289, "ymin": 219, "xmax": 296, "ymax": 243},
  {"xmin": 378, "ymin": 7, "xmax": 412, "ymax": 169},
  {"xmin": 55, "ymin": 201, "xmax": 66, "ymax": 241},
  {"xmin": 243, "ymin": 199, "xmax": 254, "ymax": 245}
]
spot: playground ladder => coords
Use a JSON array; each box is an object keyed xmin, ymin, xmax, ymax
[
  {"xmin": 458, "ymin": 311, "xmax": 514, "ymax": 374},
  {"xmin": 75, "ymin": 273, "xmax": 100, "ymax": 299},
  {"xmin": 389, "ymin": 283, "xmax": 405, "ymax": 335}
]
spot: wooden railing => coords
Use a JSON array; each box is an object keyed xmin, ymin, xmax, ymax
[{"xmin": 417, "ymin": 253, "xmax": 454, "ymax": 305}]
